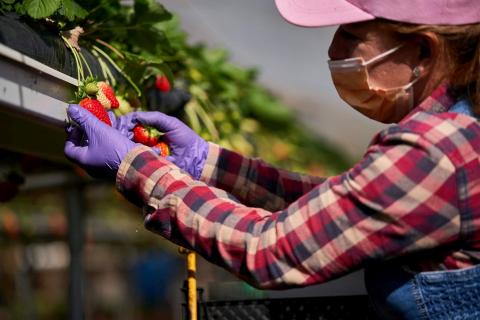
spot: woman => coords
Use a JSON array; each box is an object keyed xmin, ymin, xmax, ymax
[{"xmin": 64, "ymin": 1, "xmax": 480, "ymax": 318}]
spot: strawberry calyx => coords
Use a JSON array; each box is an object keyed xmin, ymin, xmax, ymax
[{"xmin": 78, "ymin": 76, "xmax": 99, "ymax": 98}]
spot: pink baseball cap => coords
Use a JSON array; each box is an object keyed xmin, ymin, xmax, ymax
[{"xmin": 275, "ymin": 0, "xmax": 480, "ymax": 27}]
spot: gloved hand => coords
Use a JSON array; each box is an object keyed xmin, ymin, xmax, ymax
[
  {"xmin": 65, "ymin": 105, "xmax": 139, "ymax": 179},
  {"xmin": 108, "ymin": 111, "xmax": 137, "ymax": 140},
  {"xmin": 133, "ymin": 111, "xmax": 208, "ymax": 180}
]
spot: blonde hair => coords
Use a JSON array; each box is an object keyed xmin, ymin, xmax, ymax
[{"xmin": 382, "ymin": 20, "xmax": 480, "ymax": 113}]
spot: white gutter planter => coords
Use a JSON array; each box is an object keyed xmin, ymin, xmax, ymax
[
  {"xmin": 0, "ymin": 42, "xmax": 77, "ymax": 124},
  {"xmin": 0, "ymin": 43, "xmax": 77, "ymax": 163},
  {"xmin": 0, "ymin": 44, "xmax": 77, "ymax": 162}
]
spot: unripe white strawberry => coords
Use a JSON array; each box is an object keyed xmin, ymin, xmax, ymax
[{"xmin": 96, "ymin": 90, "xmax": 112, "ymax": 109}]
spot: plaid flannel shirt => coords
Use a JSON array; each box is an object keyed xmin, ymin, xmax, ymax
[{"xmin": 117, "ymin": 85, "xmax": 480, "ymax": 289}]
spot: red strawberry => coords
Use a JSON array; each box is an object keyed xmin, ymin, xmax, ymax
[
  {"xmin": 133, "ymin": 125, "xmax": 161, "ymax": 147},
  {"xmin": 154, "ymin": 141, "xmax": 170, "ymax": 157},
  {"xmin": 97, "ymin": 81, "xmax": 119, "ymax": 109},
  {"xmin": 155, "ymin": 75, "xmax": 171, "ymax": 92},
  {"xmin": 79, "ymin": 98, "xmax": 112, "ymax": 126}
]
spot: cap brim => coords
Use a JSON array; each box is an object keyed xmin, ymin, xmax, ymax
[{"xmin": 275, "ymin": 0, "xmax": 375, "ymax": 27}]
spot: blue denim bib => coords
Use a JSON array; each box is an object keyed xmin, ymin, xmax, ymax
[
  {"xmin": 365, "ymin": 262, "xmax": 480, "ymax": 319},
  {"xmin": 365, "ymin": 99, "xmax": 480, "ymax": 319}
]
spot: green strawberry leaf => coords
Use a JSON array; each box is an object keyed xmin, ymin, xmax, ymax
[
  {"xmin": 133, "ymin": 0, "xmax": 171, "ymax": 24},
  {"xmin": 60, "ymin": 0, "xmax": 88, "ymax": 21},
  {"xmin": 13, "ymin": 2, "xmax": 27, "ymax": 15},
  {"xmin": 127, "ymin": 27, "xmax": 172, "ymax": 54},
  {"xmin": 24, "ymin": 0, "xmax": 61, "ymax": 19}
]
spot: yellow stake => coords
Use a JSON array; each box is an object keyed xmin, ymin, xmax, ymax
[{"xmin": 179, "ymin": 247, "xmax": 197, "ymax": 320}]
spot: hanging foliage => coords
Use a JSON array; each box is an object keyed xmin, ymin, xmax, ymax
[{"xmin": 0, "ymin": 0, "xmax": 350, "ymax": 174}]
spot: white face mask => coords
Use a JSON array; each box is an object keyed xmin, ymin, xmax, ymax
[{"xmin": 328, "ymin": 45, "xmax": 421, "ymax": 123}]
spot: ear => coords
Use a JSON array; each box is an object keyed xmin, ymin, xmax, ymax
[
  {"xmin": 414, "ymin": 31, "xmax": 442, "ymax": 75},
  {"xmin": 407, "ymin": 31, "xmax": 449, "ymax": 103}
]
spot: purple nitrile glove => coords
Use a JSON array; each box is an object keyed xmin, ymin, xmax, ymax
[
  {"xmin": 65, "ymin": 105, "xmax": 139, "ymax": 180},
  {"xmin": 108, "ymin": 111, "xmax": 137, "ymax": 140},
  {"xmin": 133, "ymin": 111, "xmax": 209, "ymax": 180}
]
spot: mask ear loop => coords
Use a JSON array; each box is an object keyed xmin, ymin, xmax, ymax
[
  {"xmin": 389, "ymin": 66, "xmax": 423, "ymax": 121},
  {"xmin": 364, "ymin": 45, "xmax": 404, "ymax": 66},
  {"xmin": 402, "ymin": 66, "xmax": 423, "ymax": 115},
  {"xmin": 328, "ymin": 44, "xmax": 404, "ymax": 70},
  {"xmin": 404, "ymin": 66, "xmax": 423, "ymax": 91}
]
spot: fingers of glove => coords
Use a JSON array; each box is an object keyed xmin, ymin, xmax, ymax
[
  {"xmin": 121, "ymin": 114, "xmax": 139, "ymax": 139},
  {"xmin": 114, "ymin": 117, "xmax": 129, "ymax": 137},
  {"xmin": 64, "ymin": 137, "xmax": 88, "ymax": 163},
  {"xmin": 65, "ymin": 125, "xmax": 85, "ymax": 146},
  {"xmin": 67, "ymin": 104, "xmax": 104, "ymax": 138},
  {"xmin": 124, "ymin": 113, "xmax": 139, "ymax": 130},
  {"xmin": 108, "ymin": 111, "xmax": 133, "ymax": 133},
  {"xmin": 110, "ymin": 113, "xmax": 143, "ymax": 139},
  {"xmin": 107, "ymin": 111, "xmax": 117, "ymax": 127},
  {"xmin": 134, "ymin": 111, "xmax": 179, "ymax": 131},
  {"xmin": 64, "ymin": 123, "xmax": 89, "ymax": 161}
]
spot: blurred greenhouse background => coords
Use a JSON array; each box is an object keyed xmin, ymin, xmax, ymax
[
  {"xmin": 0, "ymin": 0, "xmax": 387, "ymax": 319},
  {"xmin": 161, "ymin": 0, "xmax": 387, "ymax": 160}
]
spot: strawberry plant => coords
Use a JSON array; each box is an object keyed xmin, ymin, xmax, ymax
[{"xmin": 1, "ymin": 0, "xmax": 350, "ymax": 174}]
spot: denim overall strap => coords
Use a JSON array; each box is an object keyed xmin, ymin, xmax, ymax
[{"xmin": 365, "ymin": 98, "xmax": 480, "ymax": 319}]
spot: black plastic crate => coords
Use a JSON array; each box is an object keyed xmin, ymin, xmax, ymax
[{"xmin": 184, "ymin": 295, "xmax": 377, "ymax": 320}]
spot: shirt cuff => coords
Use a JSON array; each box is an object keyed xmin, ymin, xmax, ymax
[
  {"xmin": 116, "ymin": 145, "xmax": 176, "ymax": 206},
  {"xmin": 199, "ymin": 142, "xmax": 222, "ymax": 185}
]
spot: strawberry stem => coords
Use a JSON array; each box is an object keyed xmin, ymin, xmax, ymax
[
  {"xmin": 77, "ymin": 50, "xmax": 93, "ymax": 78},
  {"xmin": 62, "ymin": 35, "xmax": 84, "ymax": 83},
  {"xmin": 92, "ymin": 45, "xmax": 142, "ymax": 97},
  {"xmin": 91, "ymin": 50, "xmax": 112, "ymax": 84},
  {"xmin": 95, "ymin": 38, "xmax": 125, "ymax": 59},
  {"xmin": 104, "ymin": 63, "xmax": 116, "ymax": 87}
]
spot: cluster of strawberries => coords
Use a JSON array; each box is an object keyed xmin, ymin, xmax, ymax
[
  {"xmin": 79, "ymin": 78, "xmax": 118, "ymax": 126},
  {"xmin": 77, "ymin": 76, "xmax": 171, "ymax": 156}
]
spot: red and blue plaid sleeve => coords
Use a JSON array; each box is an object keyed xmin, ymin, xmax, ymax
[
  {"xmin": 116, "ymin": 123, "xmax": 460, "ymax": 289},
  {"xmin": 200, "ymin": 143, "xmax": 326, "ymax": 211}
]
